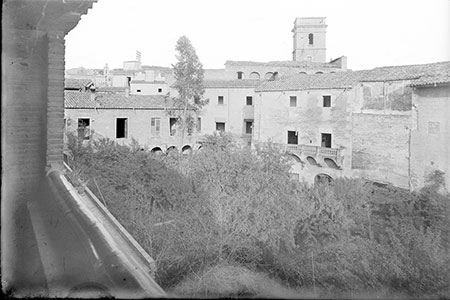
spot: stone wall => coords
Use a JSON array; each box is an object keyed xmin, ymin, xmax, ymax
[
  {"xmin": 351, "ymin": 113, "xmax": 411, "ymax": 188},
  {"xmin": 410, "ymin": 85, "xmax": 450, "ymax": 190},
  {"xmin": 65, "ymin": 108, "xmax": 198, "ymax": 151}
]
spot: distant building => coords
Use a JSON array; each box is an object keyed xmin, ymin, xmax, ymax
[{"xmin": 63, "ymin": 17, "xmax": 450, "ymax": 191}]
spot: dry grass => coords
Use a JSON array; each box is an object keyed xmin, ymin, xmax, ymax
[{"xmin": 168, "ymin": 263, "xmax": 314, "ymax": 299}]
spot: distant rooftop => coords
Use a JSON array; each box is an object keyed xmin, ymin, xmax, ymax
[
  {"xmin": 256, "ymin": 61, "xmax": 450, "ymax": 91},
  {"xmin": 225, "ymin": 60, "xmax": 340, "ymax": 69},
  {"xmin": 65, "ymin": 92, "xmax": 179, "ymax": 110},
  {"xmin": 65, "ymin": 78, "xmax": 94, "ymax": 90},
  {"xmin": 203, "ymin": 80, "xmax": 262, "ymax": 89}
]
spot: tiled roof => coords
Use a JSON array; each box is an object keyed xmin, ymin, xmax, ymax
[
  {"xmin": 410, "ymin": 73, "xmax": 450, "ymax": 87},
  {"xmin": 203, "ymin": 80, "xmax": 262, "ymax": 88},
  {"xmin": 256, "ymin": 61, "xmax": 450, "ymax": 91},
  {"xmin": 255, "ymin": 71, "xmax": 366, "ymax": 92},
  {"xmin": 65, "ymin": 91, "xmax": 98, "ymax": 108},
  {"xmin": 225, "ymin": 60, "xmax": 339, "ymax": 69},
  {"xmin": 131, "ymin": 80, "xmax": 167, "ymax": 84},
  {"xmin": 65, "ymin": 92, "xmax": 178, "ymax": 109},
  {"xmin": 65, "ymin": 78, "xmax": 94, "ymax": 89},
  {"xmin": 360, "ymin": 61, "xmax": 450, "ymax": 82}
]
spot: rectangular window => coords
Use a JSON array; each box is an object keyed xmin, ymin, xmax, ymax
[
  {"xmin": 218, "ymin": 96, "xmax": 224, "ymax": 105},
  {"xmin": 77, "ymin": 118, "xmax": 90, "ymax": 140},
  {"xmin": 197, "ymin": 117, "xmax": 202, "ymax": 132},
  {"xmin": 150, "ymin": 117, "xmax": 161, "ymax": 136},
  {"xmin": 323, "ymin": 95, "xmax": 331, "ymax": 107},
  {"xmin": 216, "ymin": 122, "xmax": 225, "ymax": 132},
  {"xmin": 170, "ymin": 118, "xmax": 178, "ymax": 136},
  {"xmin": 245, "ymin": 120, "xmax": 253, "ymax": 134},
  {"xmin": 116, "ymin": 118, "xmax": 128, "ymax": 139},
  {"xmin": 246, "ymin": 96, "xmax": 253, "ymax": 106},
  {"xmin": 136, "ymin": 89, "xmax": 141, "ymax": 93},
  {"xmin": 237, "ymin": 72, "xmax": 243, "ymax": 80},
  {"xmin": 287, "ymin": 131, "xmax": 298, "ymax": 144},
  {"xmin": 158, "ymin": 88, "xmax": 162, "ymax": 93},
  {"xmin": 321, "ymin": 133, "xmax": 332, "ymax": 148},
  {"xmin": 290, "ymin": 96, "xmax": 297, "ymax": 107}
]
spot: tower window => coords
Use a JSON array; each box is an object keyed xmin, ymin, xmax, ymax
[
  {"xmin": 218, "ymin": 96, "xmax": 224, "ymax": 105},
  {"xmin": 308, "ymin": 33, "xmax": 314, "ymax": 45},
  {"xmin": 321, "ymin": 133, "xmax": 332, "ymax": 148},
  {"xmin": 246, "ymin": 96, "xmax": 253, "ymax": 106},
  {"xmin": 323, "ymin": 95, "xmax": 331, "ymax": 107},
  {"xmin": 237, "ymin": 72, "xmax": 243, "ymax": 79},
  {"xmin": 158, "ymin": 88, "xmax": 162, "ymax": 93}
]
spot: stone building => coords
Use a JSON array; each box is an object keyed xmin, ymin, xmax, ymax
[
  {"xmin": 253, "ymin": 62, "xmax": 450, "ymax": 189},
  {"xmin": 64, "ymin": 91, "xmax": 199, "ymax": 153},
  {"xmin": 292, "ymin": 17, "xmax": 327, "ymax": 63}
]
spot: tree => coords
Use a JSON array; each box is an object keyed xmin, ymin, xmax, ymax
[{"xmin": 170, "ymin": 36, "xmax": 208, "ymax": 143}]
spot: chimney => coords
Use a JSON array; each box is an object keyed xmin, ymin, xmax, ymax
[{"xmin": 145, "ymin": 70, "xmax": 155, "ymax": 82}]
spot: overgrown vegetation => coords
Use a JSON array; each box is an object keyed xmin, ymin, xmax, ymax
[{"xmin": 67, "ymin": 133, "xmax": 450, "ymax": 299}]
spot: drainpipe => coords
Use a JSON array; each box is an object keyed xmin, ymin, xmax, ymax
[{"xmin": 408, "ymin": 126, "xmax": 412, "ymax": 191}]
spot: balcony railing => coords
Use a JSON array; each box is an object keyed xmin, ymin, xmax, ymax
[{"xmin": 283, "ymin": 144, "xmax": 341, "ymax": 160}]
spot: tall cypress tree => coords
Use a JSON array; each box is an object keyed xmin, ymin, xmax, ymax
[{"xmin": 170, "ymin": 36, "xmax": 207, "ymax": 142}]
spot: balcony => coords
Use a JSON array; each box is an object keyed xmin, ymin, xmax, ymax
[{"xmin": 283, "ymin": 144, "xmax": 343, "ymax": 168}]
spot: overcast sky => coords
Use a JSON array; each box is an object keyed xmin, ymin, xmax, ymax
[{"xmin": 65, "ymin": 0, "xmax": 450, "ymax": 71}]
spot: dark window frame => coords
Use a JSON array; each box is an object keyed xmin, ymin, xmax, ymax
[
  {"xmin": 116, "ymin": 118, "xmax": 128, "ymax": 139},
  {"xmin": 321, "ymin": 133, "xmax": 332, "ymax": 148},
  {"xmin": 290, "ymin": 96, "xmax": 297, "ymax": 107},
  {"xmin": 323, "ymin": 95, "xmax": 331, "ymax": 107},
  {"xmin": 287, "ymin": 130, "xmax": 298, "ymax": 144}
]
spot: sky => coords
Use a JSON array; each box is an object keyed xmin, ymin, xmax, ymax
[{"xmin": 65, "ymin": 0, "xmax": 450, "ymax": 71}]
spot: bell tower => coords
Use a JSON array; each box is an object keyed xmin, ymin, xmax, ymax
[{"xmin": 292, "ymin": 17, "xmax": 327, "ymax": 63}]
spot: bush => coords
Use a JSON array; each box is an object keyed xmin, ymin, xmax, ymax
[{"xmin": 67, "ymin": 134, "xmax": 450, "ymax": 298}]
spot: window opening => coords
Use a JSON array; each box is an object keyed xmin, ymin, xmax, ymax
[
  {"xmin": 246, "ymin": 96, "xmax": 253, "ymax": 106},
  {"xmin": 237, "ymin": 72, "xmax": 243, "ymax": 79},
  {"xmin": 151, "ymin": 117, "xmax": 161, "ymax": 136},
  {"xmin": 287, "ymin": 131, "xmax": 298, "ymax": 144},
  {"xmin": 158, "ymin": 88, "xmax": 162, "ymax": 93},
  {"xmin": 136, "ymin": 89, "xmax": 141, "ymax": 92},
  {"xmin": 218, "ymin": 96, "xmax": 224, "ymax": 105},
  {"xmin": 77, "ymin": 118, "xmax": 90, "ymax": 140},
  {"xmin": 308, "ymin": 33, "xmax": 314, "ymax": 45},
  {"xmin": 245, "ymin": 120, "xmax": 253, "ymax": 134},
  {"xmin": 216, "ymin": 122, "xmax": 225, "ymax": 132},
  {"xmin": 170, "ymin": 118, "xmax": 178, "ymax": 136},
  {"xmin": 323, "ymin": 95, "xmax": 331, "ymax": 107},
  {"xmin": 116, "ymin": 118, "xmax": 128, "ymax": 139},
  {"xmin": 290, "ymin": 96, "xmax": 297, "ymax": 107},
  {"xmin": 197, "ymin": 117, "xmax": 202, "ymax": 132},
  {"xmin": 321, "ymin": 133, "xmax": 332, "ymax": 148}
]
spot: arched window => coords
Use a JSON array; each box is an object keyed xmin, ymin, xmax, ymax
[
  {"xmin": 299, "ymin": 72, "xmax": 307, "ymax": 74},
  {"xmin": 249, "ymin": 72, "xmax": 260, "ymax": 80},
  {"xmin": 264, "ymin": 72, "xmax": 274, "ymax": 80},
  {"xmin": 324, "ymin": 158, "xmax": 340, "ymax": 169},
  {"xmin": 315, "ymin": 71, "xmax": 323, "ymax": 74},
  {"xmin": 166, "ymin": 146, "xmax": 177, "ymax": 153},
  {"xmin": 182, "ymin": 145, "xmax": 192, "ymax": 154},
  {"xmin": 151, "ymin": 147, "xmax": 163, "ymax": 154},
  {"xmin": 308, "ymin": 33, "xmax": 314, "ymax": 45},
  {"xmin": 306, "ymin": 156, "xmax": 320, "ymax": 166},
  {"xmin": 314, "ymin": 173, "xmax": 333, "ymax": 185}
]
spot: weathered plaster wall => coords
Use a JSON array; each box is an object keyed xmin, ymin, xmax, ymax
[
  {"xmin": 351, "ymin": 113, "xmax": 411, "ymax": 188},
  {"xmin": 130, "ymin": 82, "xmax": 168, "ymax": 95},
  {"xmin": 65, "ymin": 108, "xmax": 198, "ymax": 151},
  {"xmin": 254, "ymin": 88, "xmax": 355, "ymax": 183},
  {"xmin": 410, "ymin": 85, "xmax": 450, "ymax": 190},
  {"xmin": 360, "ymin": 81, "xmax": 412, "ymax": 112},
  {"xmin": 201, "ymin": 87, "xmax": 256, "ymax": 138}
]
